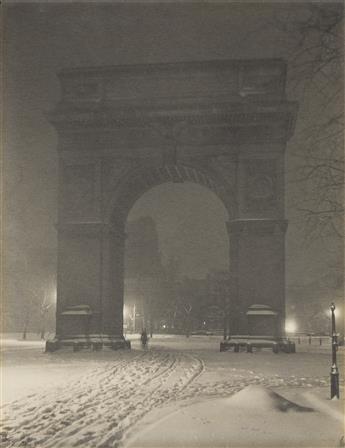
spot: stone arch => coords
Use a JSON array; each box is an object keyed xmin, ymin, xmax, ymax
[{"xmin": 48, "ymin": 58, "xmax": 297, "ymax": 350}]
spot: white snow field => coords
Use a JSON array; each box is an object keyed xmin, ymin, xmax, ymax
[{"xmin": 1, "ymin": 335, "xmax": 344, "ymax": 448}]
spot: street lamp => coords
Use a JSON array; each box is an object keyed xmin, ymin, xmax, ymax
[{"xmin": 330, "ymin": 303, "xmax": 339, "ymax": 399}]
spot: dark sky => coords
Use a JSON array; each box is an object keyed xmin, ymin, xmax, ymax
[{"xmin": 4, "ymin": 2, "xmax": 342, "ymax": 287}]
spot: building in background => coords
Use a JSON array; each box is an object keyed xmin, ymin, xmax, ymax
[
  {"xmin": 124, "ymin": 217, "xmax": 235, "ymax": 335},
  {"xmin": 124, "ymin": 217, "xmax": 166, "ymax": 334}
]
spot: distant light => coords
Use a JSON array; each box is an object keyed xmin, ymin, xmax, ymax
[
  {"xmin": 203, "ymin": 321, "xmax": 206, "ymax": 326},
  {"xmin": 162, "ymin": 324, "xmax": 166, "ymax": 329},
  {"xmin": 285, "ymin": 319, "xmax": 297, "ymax": 334}
]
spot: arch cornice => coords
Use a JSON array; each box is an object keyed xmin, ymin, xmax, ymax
[{"xmin": 50, "ymin": 100, "xmax": 298, "ymax": 145}]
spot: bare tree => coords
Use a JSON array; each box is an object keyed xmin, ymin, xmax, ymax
[
  {"xmin": 183, "ymin": 303, "xmax": 193, "ymax": 338},
  {"xmin": 39, "ymin": 295, "xmax": 53, "ymax": 340},
  {"xmin": 274, "ymin": 4, "xmax": 344, "ymax": 240},
  {"xmin": 163, "ymin": 255, "xmax": 181, "ymax": 331},
  {"xmin": 22, "ymin": 297, "xmax": 34, "ymax": 340},
  {"xmin": 21, "ymin": 272, "xmax": 56, "ymax": 340}
]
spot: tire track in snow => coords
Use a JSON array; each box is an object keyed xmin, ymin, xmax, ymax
[
  {"xmin": 43, "ymin": 351, "xmax": 175, "ymax": 448},
  {"xmin": 1, "ymin": 351, "xmax": 204, "ymax": 448},
  {"xmin": 1, "ymin": 350, "xmax": 150, "ymax": 446},
  {"xmin": 1, "ymin": 351, "xmax": 148, "ymax": 431},
  {"xmin": 94, "ymin": 353, "xmax": 204, "ymax": 448},
  {"xmin": 179, "ymin": 354, "xmax": 205, "ymax": 392},
  {"xmin": 118, "ymin": 354, "xmax": 205, "ymax": 448}
]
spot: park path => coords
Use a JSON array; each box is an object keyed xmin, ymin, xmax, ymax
[{"xmin": 1, "ymin": 340, "xmax": 338, "ymax": 448}]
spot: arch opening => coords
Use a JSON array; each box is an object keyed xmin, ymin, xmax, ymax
[{"xmin": 123, "ymin": 181, "xmax": 231, "ymax": 338}]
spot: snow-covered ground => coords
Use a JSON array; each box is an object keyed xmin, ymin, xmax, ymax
[
  {"xmin": 1, "ymin": 334, "xmax": 344, "ymax": 447},
  {"xmin": 126, "ymin": 385, "xmax": 344, "ymax": 448}
]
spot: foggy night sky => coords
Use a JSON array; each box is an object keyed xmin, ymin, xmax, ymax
[{"xmin": 3, "ymin": 2, "xmax": 342, "ymax": 293}]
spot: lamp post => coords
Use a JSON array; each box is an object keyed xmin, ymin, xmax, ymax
[{"xmin": 330, "ymin": 303, "xmax": 339, "ymax": 399}]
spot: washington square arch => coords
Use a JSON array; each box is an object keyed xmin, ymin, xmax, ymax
[{"xmin": 46, "ymin": 58, "xmax": 298, "ymax": 352}]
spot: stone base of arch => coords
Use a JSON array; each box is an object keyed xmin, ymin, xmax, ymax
[
  {"xmin": 45, "ymin": 335, "xmax": 131, "ymax": 352},
  {"xmin": 219, "ymin": 336, "xmax": 296, "ymax": 354}
]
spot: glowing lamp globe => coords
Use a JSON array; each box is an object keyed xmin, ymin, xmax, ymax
[{"xmin": 285, "ymin": 319, "xmax": 297, "ymax": 334}]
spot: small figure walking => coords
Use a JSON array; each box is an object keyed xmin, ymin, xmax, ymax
[{"xmin": 141, "ymin": 328, "xmax": 148, "ymax": 349}]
